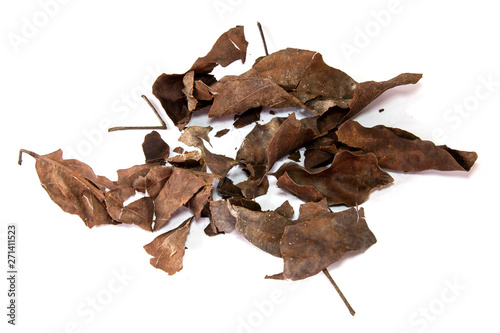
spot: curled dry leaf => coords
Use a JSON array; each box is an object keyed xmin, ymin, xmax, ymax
[
  {"xmin": 18, "ymin": 149, "xmax": 115, "ymax": 228},
  {"xmin": 235, "ymin": 112, "xmax": 315, "ymax": 181},
  {"xmin": 209, "ymin": 47, "xmax": 421, "ymax": 123},
  {"xmin": 144, "ymin": 217, "xmax": 194, "ymax": 275},
  {"xmin": 167, "ymin": 150, "xmax": 205, "ymax": 171},
  {"xmin": 178, "ymin": 126, "xmax": 213, "ymax": 149},
  {"xmin": 273, "ymin": 151, "xmax": 394, "ymax": 206},
  {"xmin": 337, "ymin": 120, "xmax": 478, "ymax": 172},
  {"xmin": 271, "ymin": 201, "xmax": 376, "ymax": 280},
  {"xmin": 153, "ymin": 26, "xmax": 248, "ymax": 129}
]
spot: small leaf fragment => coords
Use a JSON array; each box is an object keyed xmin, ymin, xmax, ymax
[{"xmin": 144, "ymin": 217, "xmax": 194, "ymax": 275}]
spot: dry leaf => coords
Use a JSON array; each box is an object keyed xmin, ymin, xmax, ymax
[
  {"xmin": 337, "ymin": 120, "xmax": 478, "ymax": 172},
  {"xmin": 142, "ymin": 131, "xmax": 169, "ymax": 164},
  {"xmin": 18, "ymin": 149, "xmax": 115, "ymax": 228},
  {"xmin": 232, "ymin": 201, "xmax": 295, "ymax": 257},
  {"xmin": 275, "ymin": 202, "xmax": 376, "ymax": 280},
  {"xmin": 154, "ymin": 167, "xmax": 218, "ymax": 231},
  {"xmin": 144, "ymin": 217, "xmax": 194, "ymax": 275},
  {"xmin": 273, "ymin": 151, "xmax": 394, "ymax": 206}
]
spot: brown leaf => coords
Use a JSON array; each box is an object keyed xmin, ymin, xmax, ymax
[
  {"xmin": 336, "ymin": 120, "xmax": 478, "ymax": 172},
  {"xmin": 275, "ymin": 172, "xmax": 324, "ymax": 203},
  {"xmin": 266, "ymin": 113, "xmax": 315, "ymax": 170},
  {"xmin": 278, "ymin": 203, "xmax": 376, "ymax": 280},
  {"xmin": 178, "ymin": 126, "xmax": 213, "ymax": 149},
  {"xmin": 144, "ymin": 217, "xmax": 194, "ymax": 275},
  {"xmin": 200, "ymin": 144, "xmax": 238, "ymax": 178},
  {"xmin": 233, "ymin": 201, "xmax": 295, "ymax": 257},
  {"xmin": 287, "ymin": 151, "xmax": 301, "ymax": 162},
  {"xmin": 142, "ymin": 131, "xmax": 169, "ymax": 164},
  {"xmin": 132, "ymin": 165, "xmax": 173, "ymax": 199},
  {"xmin": 167, "ymin": 150, "xmax": 205, "ymax": 171},
  {"xmin": 235, "ymin": 175, "xmax": 270, "ymax": 199},
  {"xmin": 216, "ymin": 176, "xmax": 244, "ymax": 199},
  {"xmin": 154, "ymin": 167, "xmax": 218, "ymax": 231},
  {"xmin": 215, "ymin": 129, "xmax": 230, "ymax": 138},
  {"xmin": 208, "ymin": 200, "xmax": 237, "ymax": 234},
  {"xmin": 234, "ymin": 113, "xmax": 317, "ymax": 181},
  {"xmin": 189, "ymin": 26, "xmax": 248, "ymax": 74},
  {"xmin": 18, "ymin": 149, "xmax": 115, "ymax": 228},
  {"xmin": 345, "ymin": 73, "xmax": 423, "ymax": 122},
  {"xmin": 273, "ymin": 151, "xmax": 394, "ymax": 206},
  {"xmin": 187, "ymin": 185, "xmax": 213, "ymax": 218},
  {"xmin": 233, "ymin": 106, "xmax": 262, "ymax": 128},
  {"xmin": 209, "ymin": 76, "xmax": 306, "ymax": 118},
  {"xmin": 173, "ymin": 147, "xmax": 184, "ymax": 154},
  {"xmin": 106, "ymin": 193, "xmax": 154, "ymax": 231},
  {"xmin": 105, "ymin": 164, "xmax": 160, "ymax": 231},
  {"xmin": 153, "ymin": 26, "xmax": 247, "ymax": 129},
  {"xmin": 243, "ymin": 48, "xmax": 357, "ymax": 112},
  {"xmin": 236, "ymin": 116, "xmax": 286, "ymax": 178},
  {"xmin": 152, "ymin": 74, "xmax": 190, "ymax": 130}
]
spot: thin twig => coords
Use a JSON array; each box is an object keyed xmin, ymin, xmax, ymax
[
  {"xmin": 108, "ymin": 95, "xmax": 167, "ymax": 132},
  {"xmin": 322, "ymin": 268, "xmax": 356, "ymax": 316},
  {"xmin": 257, "ymin": 22, "xmax": 269, "ymax": 56}
]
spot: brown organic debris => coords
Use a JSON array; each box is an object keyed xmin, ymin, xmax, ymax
[
  {"xmin": 273, "ymin": 151, "xmax": 394, "ymax": 206},
  {"xmin": 144, "ymin": 217, "xmax": 194, "ymax": 275},
  {"xmin": 19, "ymin": 24, "xmax": 480, "ymax": 317},
  {"xmin": 18, "ymin": 149, "xmax": 115, "ymax": 228},
  {"xmin": 337, "ymin": 120, "xmax": 478, "ymax": 172}
]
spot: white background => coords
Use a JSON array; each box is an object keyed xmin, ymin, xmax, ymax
[{"xmin": 1, "ymin": 0, "xmax": 499, "ymax": 332}]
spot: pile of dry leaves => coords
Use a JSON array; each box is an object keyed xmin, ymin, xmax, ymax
[{"xmin": 19, "ymin": 25, "xmax": 477, "ymax": 315}]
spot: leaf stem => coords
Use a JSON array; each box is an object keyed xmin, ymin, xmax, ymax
[
  {"xmin": 322, "ymin": 268, "xmax": 355, "ymax": 316},
  {"xmin": 108, "ymin": 95, "xmax": 167, "ymax": 132},
  {"xmin": 257, "ymin": 22, "xmax": 269, "ymax": 56},
  {"xmin": 18, "ymin": 149, "xmax": 39, "ymax": 165}
]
